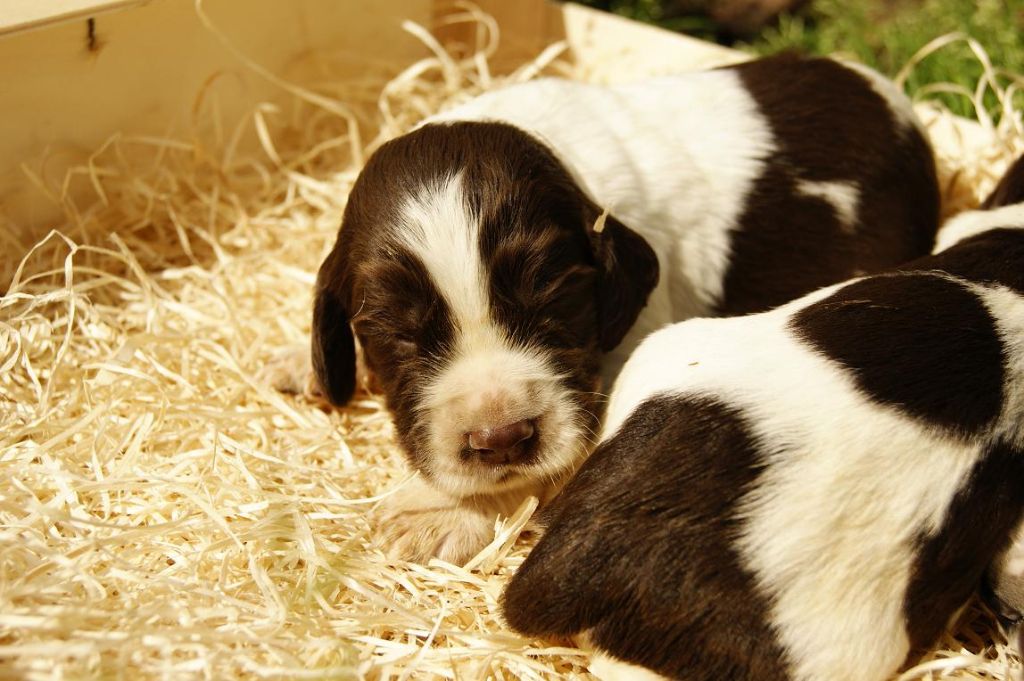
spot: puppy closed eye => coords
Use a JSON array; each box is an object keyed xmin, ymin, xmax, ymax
[
  {"xmin": 536, "ymin": 265, "xmax": 599, "ymax": 341},
  {"xmin": 354, "ymin": 319, "xmax": 419, "ymax": 361},
  {"xmin": 492, "ymin": 261, "xmax": 598, "ymax": 348},
  {"xmin": 390, "ymin": 333, "xmax": 418, "ymax": 359},
  {"xmin": 538, "ymin": 263, "xmax": 597, "ymax": 303}
]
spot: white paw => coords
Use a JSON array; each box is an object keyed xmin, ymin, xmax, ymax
[
  {"xmin": 377, "ymin": 504, "xmax": 496, "ymax": 565},
  {"xmin": 374, "ymin": 479, "xmax": 497, "ymax": 565},
  {"xmin": 259, "ymin": 344, "xmax": 322, "ymax": 399}
]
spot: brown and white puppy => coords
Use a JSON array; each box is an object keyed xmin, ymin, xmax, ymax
[
  {"xmin": 501, "ymin": 159, "xmax": 1024, "ymax": 681},
  {"xmin": 305, "ymin": 53, "xmax": 939, "ymax": 562}
]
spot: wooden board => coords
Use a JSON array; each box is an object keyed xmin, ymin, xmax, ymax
[
  {"xmin": 0, "ymin": 0, "xmax": 144, "ymax": 37},
  {"xmin": 0, "ymin": 0, "xmax": 433, "ymax": 238}
]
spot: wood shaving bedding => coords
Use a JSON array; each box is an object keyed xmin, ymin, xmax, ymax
[{"xmin": 1, "ymin": 5, "xmax": 1021, "ymax": 679}]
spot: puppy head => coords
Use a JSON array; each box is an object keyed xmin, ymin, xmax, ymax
[{"xmin": 312, "ymin": 121, "xmax": 658, "ymax": 497}]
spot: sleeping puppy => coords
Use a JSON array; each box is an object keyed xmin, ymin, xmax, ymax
[
  {"xmin": 303, "ymin": 53, "xmax": 939, "ymax": 562},
  {"xmin": 501, "ymin": 157, "xmax": 1024, "ymax": 681}
]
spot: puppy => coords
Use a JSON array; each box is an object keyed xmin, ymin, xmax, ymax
[
  {"xmin": 307, "ymin": 53, "xmax": 939, "ymax": 562},
  {"xmin": 500, "ymin": 158, "xmax": 1024, "ymax": 680}
]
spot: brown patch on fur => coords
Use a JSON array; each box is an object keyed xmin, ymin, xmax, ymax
[
  {"xmin": 717, "ymin": 54, "xmax": 939, "ymax": 315},
  {"xmin": 790, "ymin": 273, "xmax": 1005, "ymax": 436}
]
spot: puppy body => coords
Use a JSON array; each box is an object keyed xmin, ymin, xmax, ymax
[
  {"xmin": 310, "ymin": 54, "xmax": 938, "ymax": 562},
  {"xmin": 431, "ymin": 55, "xmax": 938, "ymax": 383},
  {"xmin": 502, "ymin": 199, "xmax": 1024, "ymax": 678}
]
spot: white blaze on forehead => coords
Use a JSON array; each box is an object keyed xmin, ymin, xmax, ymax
[
  {"xmin": 390, "ymin": 172, "xmax": 586, "ymax": 497},
  {"xmin": 430, "ymin": 72, "xmax": 776, "ymax": 318},
  {"xmin": 796, "ymin": 179, "xmax": 860, "ymax": 232},
  {"xmin": 393, "ymin": 172, "xmax": 496, "ymax": 343}
]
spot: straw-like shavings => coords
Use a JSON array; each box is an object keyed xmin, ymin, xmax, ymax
[{"xmin": 1, "ymin": 3, "xmax": 1022, "ymax": 679}]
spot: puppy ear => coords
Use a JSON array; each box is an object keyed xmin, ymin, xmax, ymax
[
  {"xmin": 982, "ymin": 155, "xmax": 1024, "ymax": 209},
  {"xmin": 585, "ymin": 205, "xmax": 660, "ymax": 352},
  {"xmin": 311, "ymin": 251, "xmax": 357, "ymax": 406}
]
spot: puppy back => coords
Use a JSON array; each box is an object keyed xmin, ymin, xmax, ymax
[{"xmin": 716, "ymin": 54, "xmax": 940, "ymax": 315}]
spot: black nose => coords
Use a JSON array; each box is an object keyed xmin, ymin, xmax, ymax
[{"xmin": 467, "ymin": 420, "xmax": 536, "ymax": 465}]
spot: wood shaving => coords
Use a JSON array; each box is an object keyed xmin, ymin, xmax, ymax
[{"xmin": 1, "ymin": 6, "xmax": 1020, "ymax": 680}]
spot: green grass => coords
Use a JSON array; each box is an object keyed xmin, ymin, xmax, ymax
[
  {"xmin": 742, "ymin": 0, "xmax": 1024, "ymax": 119},
  {"xmin": 576, "ymin": 0, "xmax": 1024, "ymax": 120},
  {"xmin": 573, "ymin": 0, "xmax": 723, "ymax": 40}
]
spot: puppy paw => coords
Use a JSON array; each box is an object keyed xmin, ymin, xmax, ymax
[
  {"xmin": 378, "ymin": 505, "xmax": 495, "ymax": 564},
  {"xmin": 374, "ymin": 479, "xmax": 496, "ymax": 564},
  {"xmin": 260, "ymin": 344, "xmax": 322, "ymax": 399},
  {"xmin": 260, "ymin": 342, "xmax": 378, "ymax": 402}
]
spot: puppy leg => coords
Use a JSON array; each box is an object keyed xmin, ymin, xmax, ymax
[{"xmin": 260, "ymin": 344, "xmax": 322, "ymax": 398}]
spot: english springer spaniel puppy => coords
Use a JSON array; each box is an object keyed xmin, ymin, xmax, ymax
[
  {"xmin": 299, "ymin": 53, "xmax": 939, "ymax": 562},
  {"xmin": 501, "ymin": 157, "xmax": 1024, "ymax": 681}
]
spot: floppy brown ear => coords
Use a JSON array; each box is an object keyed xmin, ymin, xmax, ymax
[
  {"xmin": 584, "ymin": 206, "xmax": 660, "ymax": 352},
  {"xmin": 982, "ymin": 155, "xmax": 1024, "ymax": 209},
  {"xmin": 311, "ymin": 251, "xmax": 357, "ymax": 406}
]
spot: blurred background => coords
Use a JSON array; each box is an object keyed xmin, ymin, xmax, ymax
[{"xmin": 577, "ymin": 0, "xmax": 1024, "ymax": 118}]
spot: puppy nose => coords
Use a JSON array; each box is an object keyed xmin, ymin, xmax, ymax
[{"xmin": 467, "ymin": 419, "xmax": 536, "ymax": 465}]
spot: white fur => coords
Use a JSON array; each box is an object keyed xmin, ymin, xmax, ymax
[
  {"xmin": 991, "ymin": 518, "xmax": 1024, "ymax": 619},
  {"xmin": 797, "ymin": 179, "xmax": 860, "ymax": 232},
  {"xmin": 379, "ymin": 61, "xmax": 923, "ymax": 560},
  {"xmin": 589, "ymin": 653, "xmax": 668, "ymax": 681},
  {"xmin": 977, "ymin": 283, "xmax": 1024, "ymax": 447},
  {"xmin": 577, "ymin": 631, "xmax": 668, "ymax": 681},
  {"xmin": 603, "ymin": 269, "xmax": 1022, "ymax": 681},
  {"xmin": 602, "ymin": 280, "xmax": 846, "ymax": 440},
  {"xmin": 933, "ymin": 204, "xmax": 1024, "ymax": 253},
  {"xmin": 391, "ymin": 175, "xmax": 587, "ymax": 498},
  {"xmin": 396, "ymin": 173, "xmax": 489, "ymax": 339},
  {"xmin": 429, "ymin": 72, "xmax": 775, "ymax": 383},
  {"xmin": 1001, "ymin": 528, "xmax": 1024, "ymax": 580},
  {"xmin": 374, "ymin": 475, "xmax": 555, "ymax": 564}
]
